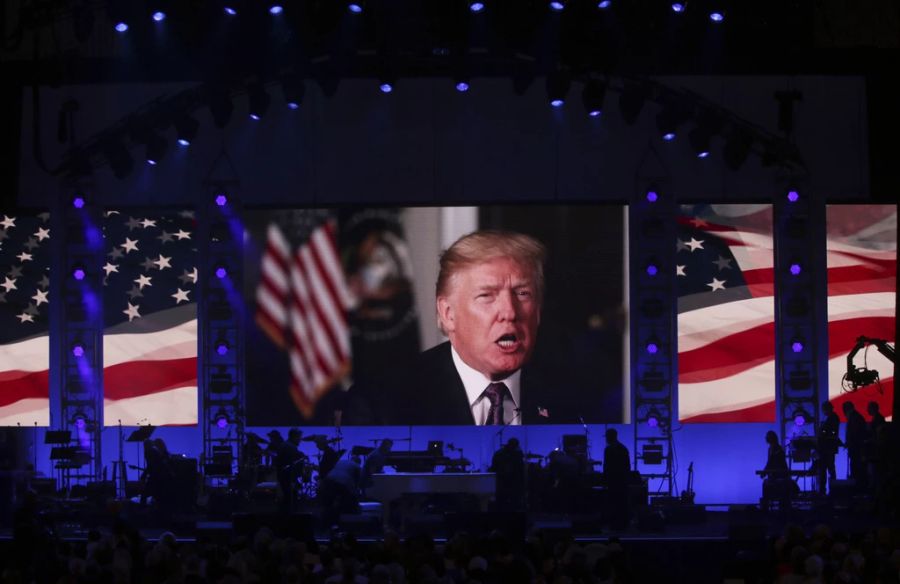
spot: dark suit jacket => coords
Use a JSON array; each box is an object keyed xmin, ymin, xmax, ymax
[{"xmin": 345, "ymin": 341, "xmax": 580, "ymax": 425}]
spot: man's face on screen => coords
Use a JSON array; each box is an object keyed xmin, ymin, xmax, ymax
[{"xmin": 438, "ymin": 256, "xmax": 541, "ymax": 380}]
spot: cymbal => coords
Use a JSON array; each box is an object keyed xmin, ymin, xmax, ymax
[
  {"xmin": 301, "ymin": 434, "xmax": 327, "ymax": 442},
  {"xmin": 525, "ymin": 453, "xmax": 545, "ymax": 460}
]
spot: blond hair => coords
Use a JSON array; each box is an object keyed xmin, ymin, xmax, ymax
[{"xmin": 436, "ymin": 230, "xmax": 547, "ymax": 301}]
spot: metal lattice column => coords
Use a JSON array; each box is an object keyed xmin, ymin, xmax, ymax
[
  {"xmin": 57, "ymin": 187, "xmax": 104, "ymax": 486},
  {"xmin": 774, "ymin": 184, "xmax": 827, "ymax": 491},
  {"xmin": 630, "ymin": 184, "xmax": 677, "ymax": 496},
  {"xmin": 200, "ymin": 184, "xmax": 245, "ymax": 484}
]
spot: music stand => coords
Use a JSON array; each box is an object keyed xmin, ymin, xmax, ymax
[
  {"xmin": 45, "ymin": 430, "xmax": 71, "ymax": 444},
  {"xmin": 125, "ymin": 426, "xmax": 156, "ymax": 489},
  {"xmin": 351, "ymin": 446, "xmax": 374, "ymax": 457},
  {"xmin": 127, "ymin": 426, "xmax": 155, "ymax": 443}
]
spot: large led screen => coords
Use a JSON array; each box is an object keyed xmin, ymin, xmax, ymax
[
  {"xmin": 677, "ymin": 204, "xmax": 776, "ymax": 422},
  {"xmin": 245, "ymin": 205, "xmax": 627, "ymax": 426},
  {"xmin": 0, "ymin": 210, "xmax": 51, "ymax": 426},
  {"xmin": 826, "ymin": 205, "xmax": 896, "ymax": 419},
  {"xmin": 103, "ymin": 210, "xmax": 198, "ymax": 426}
]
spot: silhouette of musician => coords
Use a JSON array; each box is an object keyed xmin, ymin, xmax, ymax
[
  {"xmin": 490, "ymin": 438, "xmax": 526, "ymax": 511},
  {"xmin": 140, "ymin": 438, "xmax": 173, "ymax": 508},
  {"xmin": 818, "ymin": 401, "xmax": 841, "ymax": 494},
  {"xmin": 761, "ymin": 430, "xmax": 796, "ymax": 510},
  {"xmin": 603, "ymin": 428, "xmax": 631, "ymax": 528},
  {"xmin": 843, "ymin": 401, "xmax": 868, "ymax": 490},
  {"xmin": 275, "ymin": 428, "xmax": 308, "ymax": 506}
]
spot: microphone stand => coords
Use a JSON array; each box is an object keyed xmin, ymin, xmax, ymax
[{"xmin": 494, "ymin": 409, "xmax": 522, "ymax": 446}]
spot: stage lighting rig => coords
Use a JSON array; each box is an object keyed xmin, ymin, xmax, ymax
[{"xmin": 844, "ymin": 336, "xmax": 895, "ymax": 392}]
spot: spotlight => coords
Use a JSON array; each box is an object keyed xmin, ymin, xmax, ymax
[
  {"xmin": 348, "ymin": 2, "xmax": 364, "ymax": 13},
  {"xmin": 646, "ymin": 341, "xmax": 659, "ymax": 354},
  {"xmin": 215, "ymin": 193, "xmax": 228, "ymax": 207},
  {"xmin": 546, "ymin": 71, "xmax": 571, "ymax": 108},
  {"xmin": 174, "ymin": 115, "xmax": 199, "ymax": 147},
  {"xmin": 787, "ymin": 189, "xmax": 799, "ymax": 203},
  {"xmin": 791, "ymin": 339, "xmax": 804, "ymax": 353},
  {"xmin": 247, "ymin": 83, "xmax": 271, "ymax": 120},
  {"xmin": 646, "ymin": 189, "xmax": 658, "ymax": 202},
  {"xmin": 646, "ymin": 261, "xmax": 659, "ymax": 277},
  {"xmin": 671, "ymin": 2, "xmax": 685, "ymax": 12},
  {"xmin": 72, "ymin": 264, "xmax": 86, "ymax": 281},
  {"xmin": 151, "ymin": 11, "xmax": 166, "ymax": 22},
  {"xmin": 619, "ymin": 83, "xmax": 648, "ymax": 125},
  {"xmin": 115, "ymin": 22, "xmax": 129, "ymax": 32},
  {"xmin": 689, "ymin": 127, "xmax": 712, "ymax": 158},
  {"xmin": 455, "ymin": 81, "xmax": 470, "ymax": 92},
  {"xmin": 215, "ymin": 412, "xmax": 229, "ymax": 429},
  {"xmin": 144, "ymin": 133, "xmax": 167, "ymax": 166},
  {"xmin": 281, "ymin": 74, "xmax": 305, "ymax": 109},
  {"xmin": 215, "ymin": 265, "xmax": 228, "ymax": 279},
  {"xmin": 269, "ymin": 4, "xmax": 283, "ymax": 15},
  {"xmin": 656, "ymin": 103, "xmax": 686, "ymax": 141},
  {"xmin": 224, "ymin": 6, "xmax": 237, "ymax": 15},
  {"xmin": 582, "ymin": 79, "xmax": 607, "ymax": 117},
  {"xmin": 72, "ymin": 343, "xmax": 85, "ymax": 358},
  {"xmin": 216, "ymin": 340, "xmax": 230, "ymax": 356},
  {"xmin": 72, "ymin": 193, "xmax": 86, "ymax": 209},
  {"xmin": 469, "ymin": 1, "xmax": 484, "ymax": 12},
  {"xmin": 549, "ymin": 1, "xmax": 566, "ymax": 11},
  {"xmin": 597, "ymin": 0, "xmax": 611, "ymax": 8},
  {"xmin": 709, "ymin": 11, "xmax": 724, "ymax": 22},
  {"xmin": 789, "ymin": 262, "xmax": 802, "ymax": 276},
  {"xmin": 647, "ymin": 412, "xmax": 659, "ymax": 428}
]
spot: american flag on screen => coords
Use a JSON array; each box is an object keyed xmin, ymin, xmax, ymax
[
  {"xmin": 676, "ymin": 204, "xmax": 776, "ymax": 422},
  {"xmin": 0, "ymin": 211, "xmax": 51, "ymax": 426},
  {"xmin": 102, "ymin": 210, "xmax": 198, "ymax": 426},
  {"xmin": 255, "ymin": 210, "xmax": 352, "ymax": 417},
  {"xmin": 826, "ymin": 205, "xmax": 896, "ymax": 421}
]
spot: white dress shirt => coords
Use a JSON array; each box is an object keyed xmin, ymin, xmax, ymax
[{"xmin": 450, "ymin": 346, "xmax": 521, "ymax": 425}]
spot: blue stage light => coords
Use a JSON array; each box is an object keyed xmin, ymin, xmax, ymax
[
  {"xmin": 224, "ymin": 7, "xmax": 237, "ymax": 15},
  {"xmin": 270, "ymin": 5, "xmax": 283, "ymax": 15},
  {"xmin": 662, "ymin": 132, "xmax": 676, "ymax": 141},
  {"xmin": 646, "ymin": 264, "xmax": 658, "ymax": 277},
  {"xmin": 215, "ymin": 266, "xmax": 227, "ymax": 279},
  {"xmin": 792, "ymin": 340, "xmax": 804, "ymax": 353},
  {"xmin": 380, "ymin": 83, "xmax": 393, "ymax": 93},
  {"xmin": 646, "ymin": 190, "xmax": 658, "ymax": 203},
  {"xmin": 790, "ymin": 263, "xmax": 801, "ymax": 276},
  {"xmin": 115, "ymin": 22, "xmax": 129, "ymax": 32},
  {"xmin": 469, "ymin": 2, "xmax": 484, "ymax": 12},
  {"xmin": 456, "ymin": 82, "xmax": 470, "ymax": 93},
  {"xmin": 550, "ymin": 1, "xmax": 565, "ymax": 11},
  {"xmin": 152, "ymin": 11, "xmax": 165, "ymax": 22},
  {"xmin": 597, "ymin": 0, "xmax": 611, "ymax": 8},
  {"xmin": 709, "ymin": 11, "xmax": 724, "ymax": 22},
  {"xmin": 348, "ymin": 3, "xmax": 363, "ymax": 13},
  {"xmin": 787, "ymin": 190, "xmax": 799, "ymax": 203},
  {"xmin": 215, "ymin": 193, "xmax": 227, "ymax": 207},
  {"xmin": 72, "ymin": 344, "xmax": 85, "ymax": 358},
  {"xmin": 671, "ymin": 3, "xmax": 685, "ymax": 12},
  {"xmin": 646, "ymin": 342, "xmax": 658, "ymax": 355},
  {"xmin": 73, "ymin": 194, "xmax": 86, "ymax": 209}
]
